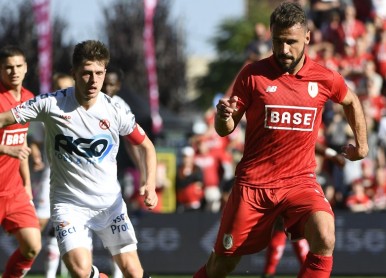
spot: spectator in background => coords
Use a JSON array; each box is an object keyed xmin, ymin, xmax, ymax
[
  {"xmin": 0, "ymin": 45, "xmax": 41, "ymax": 277},
  {"xmin": 29, "ymin": 72, "xmax": 74, "ymax": 278},
  {"xmin": 244, "ymin": 22, "xmax": 272, "ymax": 62},
  {"xmin": 345, "ymin": 178, "xmax": 374, "ymax": 212},
  {"xmin": 339, "ymin": 4, "xmax": 367, "ymax": 51},
  {"xmin": 192, "ymin": 135, "xmax": 228, "ymax": 213},
  {"xmin": 175, "ymin": 146, "xmax": 204, "ymax": 212},
  {"xmin": 372, "ymin": 167, "xmax": 386, "ymax": 210},
  {"xmin": 372, "ymin": 26, "xmax": 386, "ymax": 82},
  {"xmin": 309, "ymin": 0, "xmax": 341, "ymax": 29}
]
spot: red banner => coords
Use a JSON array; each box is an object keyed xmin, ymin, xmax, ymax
[
  {"xmin": 144, "ymin": 0, "xmax": 163, "ymax": 134},
  {"xmin": 33, "ymin": 0, "xmax": 52, "ymax": 94}
]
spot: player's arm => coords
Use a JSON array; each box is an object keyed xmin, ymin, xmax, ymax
[
  {"xmin": 340, "ymin": 88, "xmax": 368, "ymax": 160},
  {"xmin": 19, "ymin": 141, "xmax": 33, "ymax": 200},
  {"xmin": 0, "ymin": 110, "xmax": 17, "ymax": 129},
  {"xmin": 125, "ymin": 123, "xmax": 158, "ymax": 210},
  {"xmin": 215, "ymin": 96, "xmax": 244, "ymax": 137},
  {"xmin": 0, "ymin": 110, "xmax": 31, "ymax": 158}
]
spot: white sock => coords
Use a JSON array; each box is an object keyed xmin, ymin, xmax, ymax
[
  {"xmin": 90, "ymin": 265, "xmax": 99, "ymax": 278},
  {"xmin": 45, "ymin": 237, "xmax": 60, "ymax": 278}
]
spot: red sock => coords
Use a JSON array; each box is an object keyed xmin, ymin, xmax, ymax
[
  {"xmin": 3, "ymin": 249, "xmax": 35, "ymax": 278},
  {"xmin": 193, "ymin": 265, "xmax": 208, "ymax": 278},
  {"xmin": 264, "ymin": 230, "xmax": 287, "ymax": 275},
  {"xmin": 298, "ymin": 252, "xmax": 333, "ymax": 278},
  {"xmin": 291, "ymin": 238, "xmax": 309, "ymax": 264}
]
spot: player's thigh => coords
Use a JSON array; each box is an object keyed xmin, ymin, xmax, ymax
[
  {"xmin": 51, "ymin": 204, "xmax": 93, "ymax": 256},
  {"xmin": 304, "ymin": 210, "xmax": 335, "ymax": 254},
  {"xmin": 214, "ymin": 185, "xmax": 279, "ymax": 255},
  {"xmin": 282, "ymin": 183, "xmax": 334, "ymax": 241},
  {"xmin": 95, "ymin": 199, "xmax": 138, "ymax": 250}
]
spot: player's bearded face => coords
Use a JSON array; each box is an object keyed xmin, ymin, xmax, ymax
[
  {"xmin": 271, "ymin": 24, "xmax": 310, "ymax": 74},
  {"xmin": 276, "ymin": 44, "xmax": 305, "ymax": 73}
]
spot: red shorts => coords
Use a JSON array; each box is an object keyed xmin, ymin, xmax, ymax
[
  {"xmin": 214, "ymin": 180, "xmax": 334, "ymax": 256},
  {"xmin": 0, "ymin": 188, "xmax": 40, "ymax": 233}
]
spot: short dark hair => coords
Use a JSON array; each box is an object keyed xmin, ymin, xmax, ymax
[
  {"xmin": 72, "ymin": 40, "xmax": 110, "ymax": 69},
  {"xmin": 0, "ymin": 45, "xmax": 26, "ymax": 64},
  {"xmin": 270, "ymin": 2, "xmax": 307, "ymax": 30}
]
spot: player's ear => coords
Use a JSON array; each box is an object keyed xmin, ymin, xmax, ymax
[{"xmin": 305, "ymin": 30, "xmax": 311, "ymax": 45}]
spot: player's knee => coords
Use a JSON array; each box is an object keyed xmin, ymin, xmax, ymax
[
  {"xmin": 308, "ymin": 225, "xmax": 335, "ymax": 254},
  {"xmin": 21, "ymin": 242, "xmax": 41, "ymax": 259},
  {"xmin": 64, "ymin": 258, "xmax": 92, "ymax": 278},
  {"xmin": 121, "ymin": 265, "xmax": 144, "ymax": 278},
  {"xmin": 206, "ymin": 252, "xmax": 240, "ymax": 277}
]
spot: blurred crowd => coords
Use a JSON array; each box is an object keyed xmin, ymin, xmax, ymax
[{"xmin": 122, "ymin": 0, "xmax": 386, "ymax": 215}]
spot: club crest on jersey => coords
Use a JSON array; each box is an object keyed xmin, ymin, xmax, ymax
[
  {"xmin": 308, "ymin": 82, "xmax": 318, "ymax": 98},
  {"xmin": 99, "ymin": 119, "xmax": 110, "ymax": 130},
  {"xmin": 223, "ymin": 234, "xmax": 233, "ymax": 250}
]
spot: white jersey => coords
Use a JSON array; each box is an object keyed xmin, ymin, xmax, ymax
[
  {"xmin": 12, "ymin": 87, "xmax": 136, "ymax": 210},
  {"xmin": 112, "ymin": 95, "xmax": 131, "ymax": 114}
]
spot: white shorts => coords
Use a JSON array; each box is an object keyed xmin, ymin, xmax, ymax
[
  {"xmin": 32, "ymin": 168, "xmax": 51, "ymax": 219},
  {"xmin": 51, "ymin": 197, "xmax": 138, "ymax": 256}
]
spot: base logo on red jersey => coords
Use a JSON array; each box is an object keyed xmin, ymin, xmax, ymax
[
  {"xmin": 1, "ymin": 128, "xmax": 28, "ymax": 145},
  {"xmin": 265, "ymin": 105, "xmax": 317, "ymax": 131}
]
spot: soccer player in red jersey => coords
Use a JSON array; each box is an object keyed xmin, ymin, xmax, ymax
[
  {"xmin": 193, "ymin": 2, "xmax": 368, "ymax": 278},
  {"xmin": 0, "ymin": 45, "xmax": 41, "ymax": 277}
]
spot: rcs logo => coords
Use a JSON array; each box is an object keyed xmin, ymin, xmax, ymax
[{"xmin": 54, "ymin": 134, "xmax": 113, "ymax": 162}]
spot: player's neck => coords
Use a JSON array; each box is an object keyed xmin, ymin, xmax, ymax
[
  {"xmin": 8, "ymin": 87, "xmax": 22, "ymax": 102},
  {"xmin": 75, "ymin": 92, "xmax": 98, "ymax": 110}
]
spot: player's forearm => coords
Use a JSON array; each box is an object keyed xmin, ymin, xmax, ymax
[
  {"xmin": 20, "ymin": 158, "xmax": 33, "ymax": 199},
  {"xmin": 140, "ymin": 137, "xmax": 157, "ymax": 191},
  {"xmin": 343, "ymin": 100, "xmax": 368, "ymax": 158},
  {"xmin": 215, "ymin": 114, "xmax": 235, "ymax": 137},
  {"xmin": 0, "ymin": 110, "xmax": 17, "ymax": 129}
]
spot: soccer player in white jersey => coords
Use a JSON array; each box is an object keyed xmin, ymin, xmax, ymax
[{"xmin": 0, "ymin": 40, "xmax": 157, "ymax": 278}]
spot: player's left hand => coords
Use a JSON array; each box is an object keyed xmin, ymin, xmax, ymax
[
  {"xmin": 139, "ymin": 184, "xmax": 158, "ymax": 210},
  {"xmin": 341, "ymin": 144, "xmax": 367, "ymax": 161}
]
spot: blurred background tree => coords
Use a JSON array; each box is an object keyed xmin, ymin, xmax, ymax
[
  {"xmin": 0, "ymin": 1, "xmax": 72, "ymax": 94},
  {"xmin": 0, "ymin": 0, "xmax": 277, "ymax": 116},
  {"xmin": 103, "ymin": 0, "xmax": 186, "ymax": 112},
  {"xmin": 195, "ymin": 0, "xmax": 274, "ymax": 110}
]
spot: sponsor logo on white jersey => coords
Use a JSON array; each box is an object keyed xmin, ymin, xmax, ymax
[{"xmin": 265, "ymin": 105, "xmax": 317, "ymax": 131}]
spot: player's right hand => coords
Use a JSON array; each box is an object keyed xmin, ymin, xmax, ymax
[
  {"xmin": 341, "ymin": 144, "xmax": 368, "ymax": 161},
  {"xmin": 216, "ymin": 96, "xmax": 239, "ymax": 121},
  {"xmin": 5, "ymin": 145, "xmax": 31, "ymax": 160},
  {"xmin": 139, "ymin": 184, "xmax": 158, "ymax": 210}
]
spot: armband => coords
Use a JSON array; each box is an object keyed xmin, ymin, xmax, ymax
[{"xmin": 126, "ymin": 124, "xmax": 146, "ymax": 145}]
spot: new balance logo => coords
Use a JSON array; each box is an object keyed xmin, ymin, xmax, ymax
[{"xmin": 266, "ymin": 86, "xmax": 277, "ymax": 93}]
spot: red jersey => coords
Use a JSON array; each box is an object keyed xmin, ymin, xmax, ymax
[
  {"xmin": 232, "ymin": 55, "xmax": 347, "ymax": 188},
  {"xmin": 0, "ymin": 82, "xmax": 34, "ymax": 196}
]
